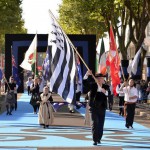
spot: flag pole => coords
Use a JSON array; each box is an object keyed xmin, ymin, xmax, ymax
[
  {"xmin": 11, "ymin": 45, "xmax": 13, "ymax": 76},
  {"xmin": 48, "ymin": 10, "xmax": 98, "ymax": 83},
  {"xmin": 35, "ymin": 33, "xmax": 37, "ymax": 77}
]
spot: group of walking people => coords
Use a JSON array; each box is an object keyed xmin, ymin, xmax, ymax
[
  {"xmin": 4, "ymin": 69, "xmax": 139, "ymax": 146},
  {"xmin": 83, "ymin": 70, "xmax": 138, "ymax": 145}
]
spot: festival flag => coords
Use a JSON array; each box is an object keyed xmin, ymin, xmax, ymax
[
  {"xmin": 98, "ymin": 38, "xmax": 107, "ymax": 75},
  {"xmin": 12, "ymin": 55, "xmax": 21, "ymax": 86},
  {"xmin": 127, "ymin": 48, "xmax": 141, "ymax": 75},
  {"xmin": 95, "ymin": 38, "xmax": 101, "ymax": 73},
  {"xmin": 20, "ymin": 34, "xmax": 38, "ymax": 75},
  {"xmin": 108, "ymin": 25, "xmax": 120, "ymax": 95},
  {"xmin": 95, "ymin": 51, "xmax": 99, "ymax": 73},
  {"xmin": 42, "ymin": 12, "xmax": 76, "ymax": 103}
]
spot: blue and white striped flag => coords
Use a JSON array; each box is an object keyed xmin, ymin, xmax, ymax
[{"xmin": 43, "ymin": 13, "xmax": 76, "ymax": 103}]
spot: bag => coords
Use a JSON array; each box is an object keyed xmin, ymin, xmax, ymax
[
  {"xmin": 5, "ymin": 92, "xmax": 15, "ymax": 103},
  {"xmin": 7, "ymin": 93, "xmax": 13, "ymax": 100},
  {"xmin": 30, "ymin": 93, "xmax": 39, "ymax": 105}
]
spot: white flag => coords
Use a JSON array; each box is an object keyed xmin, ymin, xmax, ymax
[
  {"xmin": 127, "ymin": 48, "xmax": 141, "ymax": 75},
  {"xmin": 20, "ymin": 34, "xmax": 37, "ymax": 71},
  {"xmin": 127, "ymin": 59, "xmax": 133, "ymax": 75}
]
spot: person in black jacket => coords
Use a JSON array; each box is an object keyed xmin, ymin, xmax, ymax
[
  {"xmin": 30, "ymin": 77, "xmax": 40, "ymax": 114},
  {"xmin": 83, "ymin": 70, "xmax": 109, "ymax": 145},
  {"xmin": 5, "ymin": 76, "xmax": 16, "ymax": 115}
]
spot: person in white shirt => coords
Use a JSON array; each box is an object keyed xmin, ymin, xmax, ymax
[
  {"xmin": 116, "ymin": 79, "xmax": 125, "ymax": 116},
  {"xmin": 38, "ymin": 77, "xmax": 44, "ymax": 94},
  {"xmin": 26, "ymin": 77, "xmax": 33, "ymax": 95},
  {"xmin": 119, "ymin": 78, "xmax": 138, "ymax": 129}
]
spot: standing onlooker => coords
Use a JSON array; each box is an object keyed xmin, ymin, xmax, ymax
[
  {"xmin": 83, "ymin": 70, "xmax": 108, "ymax": 145},
  {"xmin": 38, "ymin": 86, "xmax": 54, "ymax": 128},
  {"xmin": 119, "ymin": 79, "xmax": 138, "ymax": 129},
  {"xmin": 136, "ymin": 80, "xmax": 141, "ymax": 103},
  {"xmin": 30, "ymin": 77, "xmax": 40, "ymax": 114},
  {"xmin": 139, "ymin": 80, "xmax": 147, "ymax": 103},
  {"xmin": 26, "ymin": 77, "xmax": 33, "ymax": 95},
  {"xmin": 116, "ymin": 79, "xmax": 125, "ymax": 116}
]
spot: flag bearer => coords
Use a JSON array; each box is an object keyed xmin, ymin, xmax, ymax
[
  {"xmin": 83, "ymin": 70, "xmax": 109, "ymax": 145},
  {"xmin": 119, "ymin": 78, "xmax": 138, "ymax": 128}
]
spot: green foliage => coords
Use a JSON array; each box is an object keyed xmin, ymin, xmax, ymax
[
  {"xmin": 0, "ymin": 0, "xmax": 27, "ymax": 50},
  {"xmin": 59, "ymin": 0, "xmax": 150, "ymax": 59},
  {"xmin": 59, "ymin": 0, "xmax": 107, "ymax": 41}
]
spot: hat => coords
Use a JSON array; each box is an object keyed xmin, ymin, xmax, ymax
[{"xmin": 95, "ymin": 73, "xmax": 106, "ymax": 78}]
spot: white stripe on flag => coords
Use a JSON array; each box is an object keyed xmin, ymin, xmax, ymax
[
  {"xmin": 47, "ymin": 12, "xmax": 76, "ymax": 103},
  {"xmin": 131, "ymin": 48, "xmax": 141, "ymax": 75}
]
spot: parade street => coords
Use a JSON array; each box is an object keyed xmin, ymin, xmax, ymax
[{"xmin": 0, "ymin": 92, "xmax": 150, "ymax": 150}]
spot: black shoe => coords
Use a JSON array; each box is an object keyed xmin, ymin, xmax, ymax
[
  {"xmin": 125, "ymin": 124, "xmax": 129, "ymax": 128},
  {"xmin": 97, "ymin": 140, "xmax": 101, "ymax": 144},
  {"xmin": 6, "ymin": 112, "xmax": 9, "ymax": 115},
  {"xmin": 93, "ymin": 142, "xmax": 97, "ymax": 145},
  {"xmin": 9, "ymin": 112, "xmax": 12, "ymax": 115},
  {"xmin": 130, "ymin": 126, "xmax": 133, "ymax": 129}
]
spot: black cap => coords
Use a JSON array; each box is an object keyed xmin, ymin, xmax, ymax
[{"xmin": 95, "ymin": 73, "xmax": 106, "ymax": 78}]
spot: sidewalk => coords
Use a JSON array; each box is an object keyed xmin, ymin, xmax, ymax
[{"xmin": 0, "ymin": 93, "xmax": 150, "ymax": 149}]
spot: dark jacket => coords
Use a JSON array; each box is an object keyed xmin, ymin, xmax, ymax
[{"xmin": 83, "ymin": 75, "xmax": 109, "ymax": 110}]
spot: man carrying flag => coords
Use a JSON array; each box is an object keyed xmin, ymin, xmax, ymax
[{"xmin": 20, "ymin": 34, "xmax": 38, "ymax": 76}]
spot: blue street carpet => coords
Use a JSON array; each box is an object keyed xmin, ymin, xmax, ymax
[{"xmin": 0, "ymin": 92, "xmax": 150, "ymax": 149}]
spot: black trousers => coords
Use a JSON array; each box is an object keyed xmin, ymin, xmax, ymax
[
  {"xmin": 76, "ymin": 91, "xmax": 81, "ymax": 102},
  {"xmin": 108, "ymin": 95, "xmax": 113, "ymax": 110},
  {"xmin": 119, "ymin": 96, "xmax": 124, "ymax": 115},
  {"xmin": 126, "ymin": 103, "xmax": 136, "ymax": 127},
  {"xmin": 90, "ymin": 109, "xmax": 106, "ymax": 142},
  {"xmin": 27, "ymin": 86, "xmax": 30, "ymax": 95},
  {"xmin": 14, "ymin": 93, "xmax": 17, "ymax": 110}
]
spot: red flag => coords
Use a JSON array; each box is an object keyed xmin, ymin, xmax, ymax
[{"xmin": 108, "ymin": 25, "xmax": 120, "ymax": 95}]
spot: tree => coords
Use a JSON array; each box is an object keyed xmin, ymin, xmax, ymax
[
  {"xmin": 124, "ymin": 0, "xmax": 150, "ymax": 52},
  {"xmin": 0, "ymin": 0, "xmax": 27, "ymax": 50},
  {"xmin": 59, "ymin": 0, "xmax": 150, "ymax": 60},
  {"xmin": 59, "ymin": 0, "xmax": 107, "ymax": 41}
]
